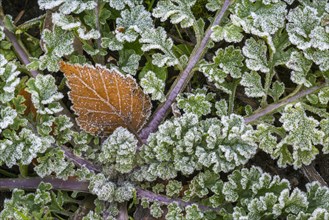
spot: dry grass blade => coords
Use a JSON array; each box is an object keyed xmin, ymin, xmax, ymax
[{"xmin": 59, "ymin": 61, "xmax": 152, "ymax": 136}]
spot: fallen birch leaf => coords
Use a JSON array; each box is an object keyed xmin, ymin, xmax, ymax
[{"xmin": 59, "ymin": 61, "xmax": 152, "ymax": 136}]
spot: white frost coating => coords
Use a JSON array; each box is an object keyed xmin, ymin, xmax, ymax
[
  {"xmin": 141, "ymin": 71, "xmax": 166, "ymax": 102},
  {"xmin": 286, "ymin": 51, "xmax": 312, "ymax": 87},
  {"xmin": 153, "ymin": 0, "xmax": 196, "ymax": 28},
  {"xmin": 242, "ymin": 38, "xmax": 270, "ymax": 73},
  {"xmin": 77, "ymin": 28, "xmax": 100, "ymax": 40},
  {"xmin": 286, "ymin": 6, "xmax": 320, "ymax": 50},
  {"xmin": 38, "ymin": 0, "xmax": 64, "ymax": 10},
  {"xmin": 52, "ymin": 13, "xmax": 81, "ymax": 30},
  {"xmin": 0, "ymin": 107, "xmax": 17, "ymax": 132},
  {"xmin": 310, "ymin": 26, "xmax": 329, "ymax": 50}
]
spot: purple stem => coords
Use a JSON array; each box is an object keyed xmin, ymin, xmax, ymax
[
  {"xmin": 244, "ymin": 84, "xmax": 326, "ymax": 124},
  {"xmin": 0, "ymin": 178, "xmax": 219, "ymax": 213},
  {"xmin": 138, "ymin": 0, "xmax": 232, "ymax": 142},
  {"xmin": 136, "ymin": 187, "xmax": 220, "ymax": 212},
  {"xmin": 0, "ymin": 19, "xmax": 39, "ymax": 77},
  {"xmin": 61, "ymin": 145, "xmax": 101, "ymax": 173},
  {"xmin": 0, "ymin": 177, "xmax": 89, "ymax": 192}
]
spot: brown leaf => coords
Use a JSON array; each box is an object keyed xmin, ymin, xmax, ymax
[{"xmin": 59, "ymin": 61, "xmax": 152, "ymax": 136}]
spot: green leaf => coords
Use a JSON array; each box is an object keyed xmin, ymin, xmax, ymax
[
  {"xmin": 211, "ymin": 24, "xmax": 244, "ymax": 43},
  {"xmin": 286, "ymin": 6, "xmax": 320, "ymax": 50},
  {"xmin": 279, "ymin": 103, "xmax": 324, "ymax": 168},
  {"xmin": 153, "ymin": 0, "xmax": 196, "ymax": 28},
  {"xmin": 139, "ymin": 60, "xmax": 167, "ymax": 81},
  {"xmin": 107, "ymin": 0, "xmax": 142, "ymax": 10},
  {"xmin": 140, "ymin": 27, "xmax": 179, "ymax": 67},
  {"xmin": 176, "ymin": 89, "xmax": 214, "ymax": 116},
  {"xmin": 240, "ymin": 71, "xmax": 265, "ymax": 98},
  {"xmin": 243, "ymin": 38, "xmax": 269, "ymax": 73},
  {"xmin": 231, "ymin": 0, "xmax": 287, "ymax": 37},
  {"xmin": 286, "ymin": 51, "xmax": 313, "ymax": 87},
  {"xmin": 26, "ymin": 75, "xmax": 63, "ymax": 115},
  {"xmin": 118, "ymin": 49, "xmax": 141, "ymax": 75},
  {"xmin": 0, "ymin": 54, "xmax": 21, "ymax": 103},
  {"xmin": 215, "ymin": 99, "xmax": 228, "ymax": 117},
  {"xmin": 304, "ymin": 48, "xmax": 329, "ymax": 71},
  {"xmin": 38, "ymin": 0, "xmax": 96, "ymax": 14},
  {"xmin": 116, "ymin": 5, "xmax": 153, "ymax": 42},
  {"xmin": 29, "ymin": 26, "xmax": 74, "ymax": 72},
  {"xmin": 206, "ymin": 0, "xmax": 222, "ymax": 12},
  {"xmin": 34, "ymin": 148, "xmax": 75, "ymax": 179},
  {"xmin": 140, "ymin": 71, "xmax": 166, "ymax": 102},
  {"xmin": 269, "ymin": 81, "xmax": 285, "ymax": 101},
  {"xmin": 99, "ymin": 127, "xmax": 138, "ymax": 173},
  {"xmin": 199, "ymin": 46, "xmax": 244, "ymax": 90}
]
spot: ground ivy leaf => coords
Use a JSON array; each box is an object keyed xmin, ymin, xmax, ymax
[
  {"xmin": 211, "ymin": 24, "xmax": 244, "ymax": 43},
  {"xmin": 243, "ymin": 38, "xmax": 269, "ymax": 73},
  {"xmin": 118, "ymin": 49, "xmax": 141, "ymax": 75}
]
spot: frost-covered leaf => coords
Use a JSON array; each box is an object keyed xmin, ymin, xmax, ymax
[
  {"xmin": 99, "ymin": 127, "xmax": 138, "ymax": 173},
  {"xmin": 26, "ymin": 74, "xmax": 64, "ymax": 115},
  {"xmin": 206, "ymin": 0, "xmax": 222, "ymax": 12},
  {"xmin": 28, "ymin": 26, "xmax": 74, "ymax": 72},
  {"xmin": 254, "ymin": 123, "xmax": 277, "ymax": 155},
  {"xmin": 140, "ymin": 27, "xmax": 179, "ymax": 67},
  {"xmin": 199, "ymin": 46, "xmax": 244, "ymax": 89},
  {"xmin": 278, "ymin": 103, "xmax": 324, "ymax": 168},
  {"xmin": 273, "ymin": 188, "xmax": 308, "ymax": 215},
  {"xmin": 318, "ymin": 87, "xmax": 329, "ymax": 105},
  {"xmin": 243, "ymin": 38, "xmax": 269, "ymax": 73},
  {"xmin": 153, "ymin": 0, "xmax": 196, "ymax": 28},
  {"xmin": 89, "ymin": 173, "xmax": 116, "ymax": 201},
  {"xmin": 34, "ymin": 148, "xmax": 75, "ymax": 179},
  {"xmin": 269, "ymin": 81, "xmax": 285, "ymax": 102},
  {"xmin": 304, "ymin": 48, "xmax": 329, "ymax": 71},
  {"xmin": 52, "ymin": 13, "xmax": 81, "ymax": 30},
  {"xmin": 321, "ymin": 118, "xmax": 329, "ymax": 154},
  {"xmin": 60, "ymin": 61, "xmax": 152, "ymax": 136},
  {"xmin": 299, "ymin": 0, "xmax": 328, "ymax": 16},
  {"xmin": 215, "ymin": 99, "xmax": 228, "ymax": 117},
  {"xmin": 107, "ymin": 0, "xmax": 142, "ymax": 10},
  {"xmin": 0, "ymin": 106, "xmax": 17, "ymax": 133},
  {"xmin": 240, "ymin": 71, "xmax": 265, "ymax": 98},
  {"xmin": 286, "ymin": 6, "xmax": 320, "ymax": 50},
  {"xmin": 286, "ymin": 51, "xmax": 313, "ymax": 87},
  {"xmin": 0, "ymin": 54, "xmax": 20, "ymax": 103},
  {"xmin": 166, "ymin": 180, "xmax": 182, "ymax": 197},
  {"xmin": 185, "ymin": 204, "xmax": 203, "ymax": 220},
  {"xmin": 0, "ymin": 128, "xmax": 53, "ymax": 167},
  {"xmin": 231, "ymin": 0, "xmax": 287, "ymax": 40},
  {"xmin": 77, "ymin": 27, "xmax": 100, "ymax": 40},
  {"xmin": 118, "ymin": 49, "xmax": 141, "ymax": 75},
  {"xmin": 52, "ymin": 115, "xmax": 74, "ymax": 145},
  {"xmin": 176, "ymin": 89, "xmax": 214, "ymax": 116},
  {"xmin": 116, "ymin": 5, "xmax": 153, "ymax": 42},
  {"xmin": 140, "ymin": 71, "xmax": 166, "ymax": 102},
  {"xmin": 211, "ymin": 24, "xmax": 244, "ymax": 43},
  {"xmin": 310, "ymin": 26, "xmax": 329, "ymax": 50},
  {"xmin": 101, "ymin": 32, "xmax": 124, "ymax": 51},
  {"xmin": 38, "ymin": 0, "xmax": 96, "ymax": 14}
]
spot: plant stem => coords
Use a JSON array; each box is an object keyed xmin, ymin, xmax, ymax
[
  {"xmin": 228, "ymin": 80, "xmax": 238, "ymax": 114},
  {"xmin": 0, "ymin": 19, "xmax": 40, "ymax": 77},
  {"xmin": 139, "ymin": 0, "xmax": 232, "ymax": 142},
  {"xmin": 244, "ymin": 83, "xmax": 328, "ymax": 124},
  {"xmin": 0, "ymin": 177, "xmax": 220, "ymax": 213}
]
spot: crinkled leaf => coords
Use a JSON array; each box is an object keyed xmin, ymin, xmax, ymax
[
  {"xmin": 286, "ymin": 6, "xmax": 320, "ymax": 50},
  {"xmin": 116, "ymin": 5, "xmax": 153, "ymax": 42},
  {"xmin": 243, "ymin": 38, "xmax": 269, "ymax": 73},
  {"xmin": 99, "ymin": 127, "xmax": 138, "ymax": 173},
  {"xmin": 153, "ymin": 0, "xmax": 196, "ymax": 28},
  {"xmin": 269, "ymin": 81, "xmax": 285, "ymax": 101},
  {"xmin": 140, "ymin": 27, "xmax": 178, "ymax": 67},
  {"xmin": 140, "ymin": 71, "xmax": 166, "ymax": 102},
  {"xmin": 0, "ymin": 54, "xmax": 20, "ymax": 103},
  {"xmin": 26, "ymin": 74, "xmax": 64, "ymax": 115},
  {"xmin": 38, "ymin": 0, "xmax": 96, "ymax": 14},
  {"xmin": 118, "ymin": 49, "xmax": 141, "ymax": 75},
  {"xmin": 211, "ymin": 24, "xmax": 244, "ymax": 43},
  {"xmin": 286, "ymin": 51, "xmax": 313, "ymax": 87},
  {"xmin": 240, "ymin": 71, "xmax": 265, "ymax": 97}
]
